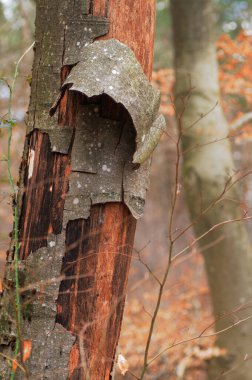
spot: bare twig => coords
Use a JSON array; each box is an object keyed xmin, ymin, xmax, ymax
[
  {"xmin": 230, "ymin": 112, "xmax": 252, "ymax": 131},
  {"xmin": 148, "ymin": 314, "xmax": 252, "ymax": 368}
]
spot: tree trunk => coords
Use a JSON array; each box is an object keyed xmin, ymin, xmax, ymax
[
  {"xmin": 0, "ymin": 1, "xmax": 156, "ymax": 379},
  {"xmin": 171, "ymin": 1, "xmax": 252, "ymax": 379}
]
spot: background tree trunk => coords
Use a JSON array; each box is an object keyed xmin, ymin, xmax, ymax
[
  {"xmin": 0, "ymin": 1, "xmax": 156, "ymax": 379},
  {"xmin": 171, "ymin": 1, "xmax": 252, "ymax": 379}
]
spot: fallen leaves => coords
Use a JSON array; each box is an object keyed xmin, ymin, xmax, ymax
[
  {"xmin": 117, "ymin": 354, "xmax": 129, "ymax": 376},
  {"xmin": 12, "ymin": 340, "xmax": 32, "ymax": 373},
  {"xmin": 23, "ymin": 339, "xmax": 32, "ymax": 362}
]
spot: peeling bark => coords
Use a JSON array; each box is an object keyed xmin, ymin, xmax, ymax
[
  {"xmin": 17, "ymin": 235, "xmax": 75, "ymax": 380},
  {"xmin": 61, "ymin": 39, "xmax": 166, "ymax": 166},
  {"xmin": 0, "ymin": 1, "xmax": 157, "ymax": 379}
]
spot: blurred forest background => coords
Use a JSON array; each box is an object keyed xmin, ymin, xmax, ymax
[{"xmin": 1, "ymin": 1, "xmax": 252, "ymax": 379}]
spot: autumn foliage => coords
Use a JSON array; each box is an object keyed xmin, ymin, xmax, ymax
[
  {"xmin": 117, "ymin": 31, "xmax": 252, "ymax": 379},
  {"xmin": 218, "ymin": 32, "xmax": 252, "ymax": 109},
  {"xmin": 153, "ymin": 31, "xmax": 252, "ymax": 140}
]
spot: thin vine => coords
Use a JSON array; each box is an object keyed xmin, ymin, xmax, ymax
[{"xmin": 0, "ymin": 42, "xmax": 34, "ymax": 380}]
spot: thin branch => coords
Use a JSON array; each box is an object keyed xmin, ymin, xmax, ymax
[
  {"xmin": 182, "ymin": 132, "xmax": 240, "ymax": 156},
  {"xmin": 0, "ymin": 353, "xmax": 25, "ymax": 374},
  {"xmin": 148, "ymin": 314, "xmax": 252, "ymax": 367},
  {"xmin": 172, "ymin": 168, "xmax": 252, "ymax": 243},
  {"xmin": 5, "ymin": 42, "xmax": 34, "ymax": 380},
  {"xmin": 171, "ymin": 214, "xmax": 252, "ymax": 262},
  {"xmin": 182, "ymin": 101, "xmax": 218, "ymax": 133},
  {"xmin": 138, "ymin": 95, "xmax": 185, "ymax": 380},
  {"xmin": 230, "ymin": 112, "xmax": 252, "ymax": 131}
]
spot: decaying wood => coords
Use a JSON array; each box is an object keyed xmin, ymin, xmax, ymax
[
  {"xmin": 57, "ymin": 204, "xmax": 136, "ymax": 379},
  {"xmin": 0, "ymin": 1, "xmax": 156, "ymax": 379},
  {"xmin": 93, "ymin": 0, "xmax": 156, "ymax": 80},
  {"xmin": 59, "ymin": 2, "xmax": 156, "ymax": 378}
]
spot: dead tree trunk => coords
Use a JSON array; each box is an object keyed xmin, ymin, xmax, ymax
[
  {"xmin": 171, "ymin": 1, "xmax": 252, "ymax": 379},
  {"xmin": 0, "ymin": 1, "xmax": 164, "ymax": 379}
]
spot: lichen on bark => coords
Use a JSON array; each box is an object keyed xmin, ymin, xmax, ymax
[
  {"xmin": 62, "ymin": 39, "xmax": 166, "ymax": 165},
  {"xmin": 1, "ymin": 1, "xmax": 160, "ymax": 377},
  {"xmin": 52, "ymin": 39, "xmax": 166, "ymax": 219},
  {"xmin": 26, "ymin": 0, "xmax": 109, "ymax": 154},
  {"xmin": 1, "ymin": 235, "xmax": 75, "ymax": 379}
]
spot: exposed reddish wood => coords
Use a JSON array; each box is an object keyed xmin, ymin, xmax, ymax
[
  {"xmin": 93, "ymin": 0, "xmax": 156, "ymax": 78},
  {"xmin": 68, "ymin": 344, "xmax": 80, "ymax": 378},
  {"xmin": 58, "ymin": 66, "xmax": 80, "ymax": 126},
  {"xmin": 92, "ymin": 0, "xmax": 108, "ymax": 17},
  {"xmin": 55, "ymin": 2, "xmax": 156, "ymax": 379},
  {"xmin": 19, "ymin": 67, "xmax": 79, "ymax": 259},
  {"xmin": 18, "ymin": 1, "xmax": 155, "ymax": 379},
  {"xmin": 19, "ymin": 131, "xmax": 70, "ymax": 259},
  {"xmin": 57, "ymin": 204, "xmax": 136, "ymax": 379}
]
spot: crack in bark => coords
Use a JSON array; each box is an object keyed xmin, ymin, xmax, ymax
[
  {"xmin": 62, "ymin": 26, "xmax": 67, "ymax": 66},
  {"xmin": 32, "ymin": 41, "xmax": 43, "ymax": 130}
]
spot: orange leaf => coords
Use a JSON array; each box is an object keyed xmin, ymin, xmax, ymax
[
  {"xmin": 12, "ymin": 359, "xmax": 17, "ymax": 373},
  {"xmin": 23, "ymin": 340, "xmax": 32, "ymax": 362}
]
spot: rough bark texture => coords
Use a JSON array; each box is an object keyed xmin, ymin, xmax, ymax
[
  {"xmin": 57, "ymin": 205, "xmax": 136, "ymax": 380},
  {"xmin": 171, "ymin": 1, "xmax": 252, "ymax": 379},
  {"xmin": 0, "ymin": 1, "xmax": 156, "ymax": 379}
]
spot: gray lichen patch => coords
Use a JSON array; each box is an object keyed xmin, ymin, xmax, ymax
[
  {"xmin": 26, "ymin": 1, "xmax": 109, "ymax": 154},
  {"xmin": 62, "ymin": 39, "xmax": 166, "ymax": 164},
  {"xmin": 13, "ymin": 234, "xmax": 75, "ymax": 379},
  {"xmin": 63, "ymin": 105, "xmax": 150, "ymax": 220},
  {"xmin": 133, "ymin": 114, "xmax": 167, "ymax": 164},
  {"xmin": 64, "ymin": 193, "xmax": 91, "ymax": 224},
  {"xmin": 123, "ymin": 158, "xmax": 151, "ymax": 218},
  {"xmin": 43, "ymin": 125, "xmax": 74, "ymax": 154},
  {"xmin": 76, "ymin": 0, "xmax": 91, "ymax": 15},
  {"xmin": 63, "ymin": 18, "xmax": 109, "ymax": 65},
  {"xmin": 71, "ymin": 109, "xmax": 102, "ymax": 173}
]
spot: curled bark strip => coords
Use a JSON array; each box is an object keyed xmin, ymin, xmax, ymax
[
  {"xmin": 49, "ymin": 40, "xmax": 166, "ymax": 218},
  {"xmin": 62, "ymin": 39, "xmax": 166, "ymax": 164}
]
